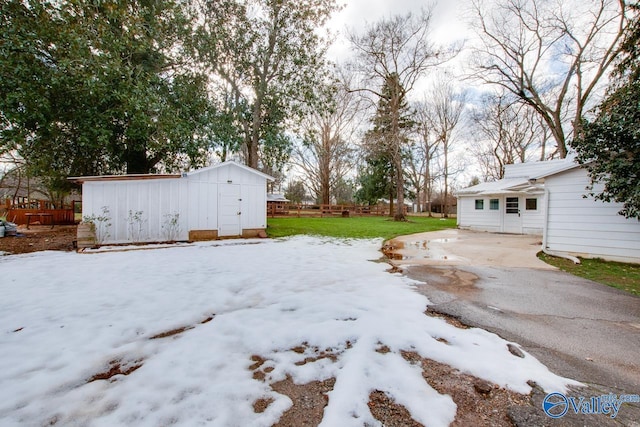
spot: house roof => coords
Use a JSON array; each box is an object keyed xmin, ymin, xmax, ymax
[
  {"xmin": 504, "ymin": 157, "xmax": 579, "ymax": 180},
  {"xmin": 267, "ymin": 194, "xmax": 289, "ymax": 202},
  {"xmin": 456, "ymin": 158, "xmax": 580, "ymax": 197},
  {"xmin": 68, "ymin": 161, "xmax": 275, "ymax": 184}
]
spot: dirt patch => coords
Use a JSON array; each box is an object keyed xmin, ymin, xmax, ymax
[
  {"xmin": 247, "ymin": 335, "xmax": 541, "ymax": 426},
  {"xmin": 271, "ymin": 376, "xmax": 335, "ymax": 426},
  {"xmin": 149, "ymin": 314, "xmax": 216, "ymax": 340},
  {"xmin": 253, "ymin": 397, "xmax": 275, "ymax": 413},
  {"xmin": 149, "ymin": 326, "xmax": 195, "ymax": 340},
  {"xmin": 425, "ymin": 306, "xmax": 471, "ymax": 329},
  {"xmin": 88, "ymin": 359, "xmax": 143, "ymax": 382},
  {"xmin": 402, "ymin": 351, "xmax": 531, "ymax": 426},
  {"xmin": 0, "ymin": 225, "xmax": 77, "ymax": 255},
  {"xmin": 368, "ymin": 390, "xmax": 423, "ymax": 426}
]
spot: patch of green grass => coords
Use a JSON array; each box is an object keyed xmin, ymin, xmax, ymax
[
  {"xmin": 538, "ymin": 253, "xmax": 640, "ymax": 296},
  {"xmin": 267, "ymin": 215, "xmax": 456, "ymax": 240}
]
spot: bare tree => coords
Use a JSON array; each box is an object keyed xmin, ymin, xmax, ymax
[
  {"xmin": 293, "ymin": 74, "xmax": 361, "ymax": 205},
  {"xmin": 198, "ymin": 0, "xmax": 338, "ymax": 170},
  {"xmin": 348, "ymin": 8, "xmax": 454, "ymax": 220},
  {"xmin": 406, "ymin": 99, "xmax": 442, "ymax": 215},
  {"xmin": 470, "ymin": 92, "xmax": 547, "ymax": 180},
  {"xmin": 426, "ymin": 78, "xmax": 465, "ymax": 218},
  {"xmin": 470, "ymin": 0, "xmax": 628, "ymax": 158}
]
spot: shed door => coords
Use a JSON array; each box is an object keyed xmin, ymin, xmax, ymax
[
  {"xmin": 503, "ymin": 196, "xmax": 522, "ymax": 233},
  {"xmin": 218, "ymin": 184, "xmax": 241, "ymax": 236}
]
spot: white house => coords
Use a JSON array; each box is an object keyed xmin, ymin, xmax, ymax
[
  {"xmin": 456, "ymin": 159, "xmax": 574, "ymax": 235},
  {"xmin": 70, "ymin": 161, "xmax": 274, "ymax": 244},
  {"xmin": 456, "ymin": 159, "xmax": 640, "ymax": 263},
  {"xmin": 543, "ymin": 165, "xmax": 640, "ymax": 264}
]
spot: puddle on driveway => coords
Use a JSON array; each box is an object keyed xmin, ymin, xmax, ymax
[
  {"xmin": 406, "ymin": 265, "xmax": 479, "ymax": 296},
  {"xmin": 383, "ymin": 239, "xmax": 463, "ymax": 262}
]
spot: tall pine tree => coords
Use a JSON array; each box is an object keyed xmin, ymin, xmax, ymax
[{"xmin": 360, "ymin": 73, "xmax": 414, "ymax": 218}]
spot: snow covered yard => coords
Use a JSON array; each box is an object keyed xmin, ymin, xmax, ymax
[{"xmin": 0, "ymin": 236, "xmax": 578, "ymax": 426}]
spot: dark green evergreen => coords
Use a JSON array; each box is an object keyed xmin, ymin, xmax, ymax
[{"xmin": 0, "ymin": 0, "xmax": 210, "ymax": 193}]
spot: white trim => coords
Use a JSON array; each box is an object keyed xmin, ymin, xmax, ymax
[
  {"xmin": 186, "ymin": 161, "xmax": 275, "ymax": 182},
  {"xmin": 543, "ymin": 188, "xmax": 550, "ymax": 249}
]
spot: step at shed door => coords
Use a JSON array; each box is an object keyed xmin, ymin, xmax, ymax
[{"xmin": 218, "ymin": 184, "xmax": 241, "ymax": 237}]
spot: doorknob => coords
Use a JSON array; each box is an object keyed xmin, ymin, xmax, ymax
[{"xmin": 237, "ymin": 212, "xmax": 241, "ymax": 215}]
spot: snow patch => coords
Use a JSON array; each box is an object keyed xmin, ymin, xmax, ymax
[{"xmin": 0, "ymin": 236, "xmax": 579, "ymax": 426}]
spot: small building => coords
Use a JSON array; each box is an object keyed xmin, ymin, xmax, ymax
[
  {"xmin": 70, "ymin": 161, "xmax": 274, "ymax": 244},
  {"xmin": 267, "ymin": 193, "xmax": 289, "ymax": 216},
  {"xmin": 456, "ymin": 159, "xmax": 640, "ymax": 263}
]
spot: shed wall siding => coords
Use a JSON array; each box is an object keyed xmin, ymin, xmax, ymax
[
  {"xmin": 83, "ymin": 179, "xmax": 189, "ymax": 244},
  {"xmin": 241, "ymin": 184, "xmax": 268, "ymax": 229},
  {"xmin": 545, "ymin": 168, "xmax": 640, "ymax": 263}
]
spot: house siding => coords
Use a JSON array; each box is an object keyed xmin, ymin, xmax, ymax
[
  {"xmin": 457, "ymin": 194, "xmax": 544, "ymax": 234},
  {"xmin": 544, "ymin": 167, "xmax": 640, "ymax": 263},
  {"xmin": 457, "ymin": 197, "xmax": 502, "ymax": 232},
  {"xmin": 521, "ymin": 195, "xmax": 545, "ymax": 234}
]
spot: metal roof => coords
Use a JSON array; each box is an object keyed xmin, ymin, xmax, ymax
[
  {"xmin": 68, "ymin": 174, "xmax": 181, "ymax": 184},
  {"xmin": 457, "ymin": 158, "xmax": 580, "ymax": 196},
  {"xmin": 68, "ymin": 161, "xmax": 275, "ymax": 184}
]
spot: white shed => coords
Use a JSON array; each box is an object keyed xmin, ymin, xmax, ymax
[
  {"xmin": 71, "ymin": 161, "xmax": 274, "ymax": 244},
  {"xmin": 456, "ymin": 159, "xmax": 640, "ymax": 263}
]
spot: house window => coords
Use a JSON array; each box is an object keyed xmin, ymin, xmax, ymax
[
  {"xmin": 526, "ymin": 198, "xmax": 538, "ymax": 211},
  {"xmin": 490, "ymin": 199, "xmax": 499, "ymax": 210},
  {"xmin": 475, "ymin": 199, "xmax": 484, "ymax": 210}
]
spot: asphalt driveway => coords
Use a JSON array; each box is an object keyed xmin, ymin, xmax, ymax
[{"xmin": 388, "ymin": 229, "xmax": 640, "ymax": 426}]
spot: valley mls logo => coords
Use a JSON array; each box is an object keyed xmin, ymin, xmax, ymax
[
  {"xmin": 542, "ymin": 392, "xmax": 569, "ymax": 418},
  {"xmin": 543, "ymin": 392, "xmax": 640, "ymax": 419}
]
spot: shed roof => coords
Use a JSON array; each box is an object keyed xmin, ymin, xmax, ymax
[
  {"xmin": 68, "ymin": 174, "xmax": 181, "ymax": 184},
  {"xmin": 68, "ymin": 161, "xmax": 275, "ymax": 184}
]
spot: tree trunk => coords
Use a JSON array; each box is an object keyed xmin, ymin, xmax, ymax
[
  {"xmin": 247, "ymin": 91, "xmax": 264, "ymax": 169},
  {"xmin": 394, "ymin": 158, "xmax": 405, "ymax": 221},
  {"xmin": 320, "ymin": 128, "xmax": 331, "ymax": 205},
  {"xmin": 443, "ymin": 141, "xmax": 449, "ymax": 218},
  {"xmin": 126, "ymin": 145, "xmax": 151, "ymax": 174}
]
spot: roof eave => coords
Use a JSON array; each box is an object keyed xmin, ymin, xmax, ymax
[{"xmin": 68, "ymin": 174, "xmax": 181, "ymax": 184}]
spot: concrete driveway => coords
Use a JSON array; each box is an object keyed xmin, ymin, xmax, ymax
[{"xmin": 388, "ymin": 229, "xmax": 640, "ymax": 425}]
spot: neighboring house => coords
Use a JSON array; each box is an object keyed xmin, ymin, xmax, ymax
[
  {"xmin": 456, "ymin": 158, "xmax": 640, "ymax": 264},
  {"xmin": 267, "ymin": 193, "xmax": 289, "ymax": 216},
  {"xmin": 70, "ymin": 161, "xmax": 274, "ymax": 244}
]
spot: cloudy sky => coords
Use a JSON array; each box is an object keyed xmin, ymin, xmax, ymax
[
  {"xmin": 327, "ymin": 0, "xmax": 471, "ymax": 67},
  {"xmin": 324, "ymin": 0, "xmax": 481, "ymax": 185}
]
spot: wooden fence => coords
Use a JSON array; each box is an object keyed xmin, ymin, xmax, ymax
[
  {"xmin": 268, "ymin": 203, "xmax": 406, "ymax": 218},
  {"xmin": 3, "ymin": 198, "xmax": 79, "ymax": 226}
]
